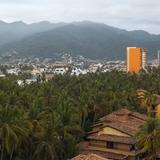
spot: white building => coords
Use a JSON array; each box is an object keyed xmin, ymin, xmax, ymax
[
  {"xmin": 88, "ymin": 63, "xmax": 103, "ymax": 73},
  {"xmin": 17, "ymin": 78, "xmax": 37, "ymax": 86},
  {"xmin": 7, "ymin": 68, "xmax": 20, "ymax": 75},
  {"xmin": 0, "ymin": 74, "xmax": 6, "ymax": 78},
  {"xmin": 71, "ymin": 68, "xmax": 88, "ymax": 76}
]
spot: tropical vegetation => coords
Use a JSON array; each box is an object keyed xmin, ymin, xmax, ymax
[
  {"xmin": 136, "ymin": 118, "xmax": 160, "ymax": 160},
  {"xmin": 0, "ymin": 67, "xmax": 160, "ymax": 159}
]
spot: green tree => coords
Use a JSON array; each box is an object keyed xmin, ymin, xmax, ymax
[
  {"xmin": 0, "ymin": 105, "xmax": 28, "ymax": 160},
  {"xmin": 136, "ymin": 118, "xmax": 160, "ymax": 160}
]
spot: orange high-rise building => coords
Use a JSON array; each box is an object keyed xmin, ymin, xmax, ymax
[{"xmin": 127, "ymin": 47, "xmax": 146, "ymax": 73}]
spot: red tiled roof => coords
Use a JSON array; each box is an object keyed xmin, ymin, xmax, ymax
[
  {"xmin": 72, "ymin": 153, "xmax": 110, "ymax": 160},
  {"xmin": 78, "ymin": 108, "xmax": 146, "ymax": 160},
  {"xmin": 82, "ymin": 151, "xmax": 127, "ymax": 160},
  {"xmin": 91, "ymin": 108, "xmax": 146, "ymax": 136}
]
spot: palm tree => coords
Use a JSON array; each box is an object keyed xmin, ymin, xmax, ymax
[
  {"xmin": 57, "ymin": 100, "xmax": 83, "ymax": 158},
  {"xmin": 144, "ymin": 92, "xmax": 156, "ymax": 116},
  {"xmin": 32, "ymin": 141, "xmax": 56, "ymax": 160},
  {"xmin": 136, "ymin": 118, "xmax": 160, "ymax": 160},
  {"xmin": 0, "ymin": 105, "xmax": 28, "ymax": 160},
  {"xmin": 32, "ymin": 110, "xmax": 64, "ymax": 160},
  {"xmin": 137, "ymin": 90, "xmax": 156, "ymax": 116}
]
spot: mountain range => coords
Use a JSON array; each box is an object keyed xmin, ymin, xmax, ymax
[{"xmin": 0, "ymin": 20, "xmax": 159, "ymax": 59}]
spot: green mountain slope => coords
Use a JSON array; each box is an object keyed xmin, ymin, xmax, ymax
[{"xmin": 0, "ymin": 21, "xmax": 160, "ymax": 59}]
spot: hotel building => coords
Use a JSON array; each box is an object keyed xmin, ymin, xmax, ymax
[{"xmin": 126, "ymin": 47, "xmax": 147, "ymax": 73}]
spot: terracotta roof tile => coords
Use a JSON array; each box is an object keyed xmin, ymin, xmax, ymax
[
  {"xmin": 90, "ymin": 108, "xmax": 146, "ymax": 136},
  {"xmin": 82, "ymin": 151, "xmax": 127, "ymax": 160},
  {"xmin": 78, "ymin": 108, "xmax": 146, "ymax": 160},
  {"xmin": 72, "ymin": 154, "xmax": 110, "ymax": 160}
]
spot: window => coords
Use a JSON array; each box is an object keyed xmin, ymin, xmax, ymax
[
  {"xmin": 130, "ymin": 144, "xmax": 135, "ymax": 151},
  {"xmin": 106, "ymin": 141, "xmax": 114, "ymax": 149}
]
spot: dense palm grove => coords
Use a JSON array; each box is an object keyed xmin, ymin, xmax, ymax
[{"xmin": 1, "ymin": 67, "xmax": 160, "ymax": 160}]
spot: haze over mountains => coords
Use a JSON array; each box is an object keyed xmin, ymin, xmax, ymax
[{"xmin": 0, "ymin": 20, "xmax": 160, "ymax": 59}]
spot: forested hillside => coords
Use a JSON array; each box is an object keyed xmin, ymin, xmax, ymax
[
  {"xmin": 0, "ymin": 21, "xmax": 66, "ymax": 46},
  {"xmin": 0, "ymin": 21, "xmax": 160, "ymax": 59}
]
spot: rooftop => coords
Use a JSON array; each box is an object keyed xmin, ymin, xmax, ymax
[
  {"xmin": 72, "ymin": 153, "xmax": 111, "ymax": 160},
  {"xmin": 93, "ymin": 108, "xmax": 147, "ymax": 137},
  {"xmin": 78, "ymin": 108, "xmax": 147, "ymax": 160}
]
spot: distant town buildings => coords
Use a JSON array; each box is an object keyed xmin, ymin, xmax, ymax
[
  {"xmin": 7, "ymin": 68, "xmax": 21, "ymax": 75},
  {"xmin": 2, "ymin": 48, "xmax": 160, "ymax": 83},
  {"xmin": 17, "ymin": 77, "xmax": 37, "ymax": 86},
  {"xmin": 126, "ymin": 47, "xmax": 147, "ymax": 73},
  {"xmin": 141, "ymin": 48, "xmax": 147, "ymax": 69}
]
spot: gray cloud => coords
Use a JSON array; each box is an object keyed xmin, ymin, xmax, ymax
[{"xmin": 0, "ymin": 0, "xmax": 159, "ymax": 33}]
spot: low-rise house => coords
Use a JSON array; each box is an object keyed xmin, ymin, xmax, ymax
[
  {"xmin": 31, "ymin": 68, "xmax": 42, "ymax": 76},
  {"xmin": 71, "ymin": 67, "xmax": 88, "ymax": 76},
  {"xmin": 25, "ymin": 78, "xmax": 37, "ymax": 85},
  {"xmin": 17, "ymin": 80, "xmax": 24, "ymax": 86},
  {"xmin": 0, "ymin": 74, "xmax": 6, "ymax": 78},
  {"xmin": 7, "ymin": 68, "xmax": 21, "ymax": 75},
  {"xmin": 17, "ymin": 77, "xmax": 37, "ymax": 86},
  {"xmin": 78, "ymin": 109, "xmax": 146, "ymax": 160},
  {"xmin": 88, "ymin": 63, "xmax": 103, "ymax": 73},
  {"xmin": 54, "ymin": 67, "xmax": 68, "ymax": 74}
]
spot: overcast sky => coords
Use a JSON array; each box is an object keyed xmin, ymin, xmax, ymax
[{"xmin": 0, "ymin": 0, "xmax": 159, "ymax": 33}]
